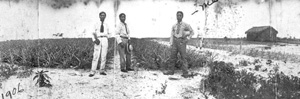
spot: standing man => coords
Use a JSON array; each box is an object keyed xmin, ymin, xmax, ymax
[
  {"xmin": 89, "ymin": 11, "xmax": 110, "ymax": 77},
  {"xmin": 164, "ymin": 11, "xmax": 194, "ymax": 78},
  {"xmin": 197, "ymin": 28, "xmax": 204, "ymax": 49},
  {"xmin": 116, "ymin": 13, "xmax": 134, "ymax": 72}
]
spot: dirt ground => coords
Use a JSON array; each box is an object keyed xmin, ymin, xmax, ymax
[{"xmin": 0, "ymin": 67, "xmax": 214, "ymax": 99}]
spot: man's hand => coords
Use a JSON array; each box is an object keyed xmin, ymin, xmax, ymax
[
  {"xmin": 94, "ymin": 39, "xmax": 100, "ymax": 45},
  {"xmin": 119, "ymin": 42, "xmax": 125, "ymax": 48},
  {"xmin": 187, "ymin": 36, "xmax": 191, "ymax": 40},
  {"xmin": 128, "ymin": 39, "xmax": 131, "ymax": 44}
]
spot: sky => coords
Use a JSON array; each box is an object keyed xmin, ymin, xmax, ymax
[{"xmin": 0, "ymin": 0, "xmax": 300, "ymax": 41}]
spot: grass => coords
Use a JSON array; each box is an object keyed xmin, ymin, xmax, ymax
[
  {"xmin": 0, "ymin": 63, "xmax": 18, "ymax": 80},
  {"xmin": 202, "ymin": 61, "xmax": 300, "ymax": 99},
  {"xmin": 156, "ymin": 38, "xmax": 300, "ymax": 63}
]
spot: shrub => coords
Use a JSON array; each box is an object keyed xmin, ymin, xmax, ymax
[
  {"xmin": 0, "ymin": 64, "xmax": 18, "ymax": 79},
  {"xmin": 254, "ymin": 65, "xmax": 262, "ymax": 71},
  {"xmin": 239, "ymin": 60, "xmax": 250, "ymax": 66},
  {"xmin": 203, "ymin": 61, "xmax": 300, "ymax": 99},
  {"xmin": 33, "ymin": 70, "xmax": 52, "ymax": 87}
]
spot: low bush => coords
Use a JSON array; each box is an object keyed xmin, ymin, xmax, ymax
[
  {"xmin": 203, "ymin": 61, "xmax": 300, "ymax": 99},
  {"xmin": 0, "ymin": 64, "xmax": 18, "ymax": 79}
]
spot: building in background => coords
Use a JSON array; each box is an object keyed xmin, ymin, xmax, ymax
[{"xmin": 245, "ymin": 26, "xmax": 278, "ymax": 42}]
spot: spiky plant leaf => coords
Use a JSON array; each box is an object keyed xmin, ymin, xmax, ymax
[
  {"xmin": 43, "ymin": 74, "xmax": 51, "ymax": 79},
  {"xmin": 33, "ymin": 75, "xmax": 39, "ymax": 80}
]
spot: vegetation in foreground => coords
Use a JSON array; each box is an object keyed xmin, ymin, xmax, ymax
[{"xmin": 202, "ymin": 61, "xmax": 300, "ymax": 99}]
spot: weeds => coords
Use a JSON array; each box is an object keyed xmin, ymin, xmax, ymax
[
  {"xmin": 254, "ymin": 65, "xmax": 262, "ymax": 71},
  {"xmin": 203, "ymin": 61, "xmax": 300, "ymax": 99},
  {"xmin": 155, "ymin": 80, "xmax": 167, "ymax": 95},
  {"xmin": 239, "ymin": 60, "xmax": 250, "ymax": 66},
  {"xmin": 253, "ymin": 59, "xmax": 261, "ymax": 64},
  {"xmin": 0, "ymin": 63, "xmax": 18, "ymax": 79},
  {"xmin": 0, "ymin": 63, "xmax": 33, "ymax": 81},
  {"xmin": 16, "ymin": 66, "xmax": 33, "ymax": 78}
]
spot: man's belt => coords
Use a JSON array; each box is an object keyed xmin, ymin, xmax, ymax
[
  {"xmin": 97, "ymin": 35, "xmax": 107, "ymax": 38},
  {"xmin": 173, "ymin": 36, "xmax": 185, "ymax": 39},
  {"xmin": 120, "ymin": 36, "xmax": 129, "ymax": 39}
]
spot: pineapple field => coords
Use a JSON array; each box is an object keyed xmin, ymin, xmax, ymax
[{"xmin": 0, "ymin": 38, "xmax": 300, "ymax": 99}]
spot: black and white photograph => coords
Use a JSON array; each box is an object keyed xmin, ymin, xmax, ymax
[{"xmin": 0, "ymin": 0, "xmax": 300, "ymax": 99}]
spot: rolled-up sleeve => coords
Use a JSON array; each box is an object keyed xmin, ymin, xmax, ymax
[
  {"xmin": 126, "ymin": 24, "xmax": 130, "ymax": 39},
  {"xmin": 170, "ymin": 25, "xmax": 175, "ymax": 44},
  {"xmin": 91, "ymin": 24, "xmax": 97, "ymax": 42},
  {"xmin": 115, "ymin": 25, "xmax": 122, "ymax": 44},
  {"xmin": 106, "ymin": 24, "xmax": 111, "ymax": 38}
]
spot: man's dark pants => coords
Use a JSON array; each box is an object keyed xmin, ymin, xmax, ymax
[
  {"xmin": 118, "ymin": 38, "xmax": 131, "ymax": 70},
  {"xmin": 166, "ymin": 37, "xmax": 189, "ymax": 75}
]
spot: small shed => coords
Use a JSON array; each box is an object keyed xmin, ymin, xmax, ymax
[{"xmin": 245, "ymin": 26, "xmax": 278, "ymax": 42}]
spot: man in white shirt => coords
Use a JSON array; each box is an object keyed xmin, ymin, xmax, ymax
[
  {"xmin": 116, "ymin": 13, "xmax": 134, "ymax": 72},
  {"xmin": 164, "ymin": 11, "xmax": 194, "ymax": 78},
  {"xmin": 89, "ymin": 11, "xmax": 111, "ymax": 77}
]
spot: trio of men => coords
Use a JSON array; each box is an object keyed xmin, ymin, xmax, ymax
[{"xmin": 90, "ymin": 11, "xmax": 194, "ymax": 78}]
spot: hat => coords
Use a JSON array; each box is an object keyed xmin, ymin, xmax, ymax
[
  {"xmin": 183, "ymin": 31, "xmax": 191, "ymax": 38},
  {"xmin": 126, "ymin": 43, "xmax": 133, "ymax": 54}
]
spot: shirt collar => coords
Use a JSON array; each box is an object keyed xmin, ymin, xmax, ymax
[
  {"xmin": 100, "ymin": 21, "xmax": 106, "ymax": 25},
  {"xmin": 121, "ymin": 22, "xmax": 127, "ymax": 26},
  {"xmin": 177, "ymin": 21, "xmax": 182, "ymax": 25}
]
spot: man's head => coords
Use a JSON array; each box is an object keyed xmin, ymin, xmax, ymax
[
  {"xmin": 99, "ymin": 11, "xmax": 106, "ymax": 22},
  {"xmin": 176, "ymin": 11, "xmax": 183, "ymax": 23},
  {"xmin": 119, "ymin": 13, "xmax": 126, "ymax": 23}
]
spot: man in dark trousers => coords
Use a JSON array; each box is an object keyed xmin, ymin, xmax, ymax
[
  {"xmin": 116, "ymin": 13, "xmax": 134, "ymax": 72},
  {"xmin": 164, "ymin": 11, "xmax": 194, "ymax": 78}
]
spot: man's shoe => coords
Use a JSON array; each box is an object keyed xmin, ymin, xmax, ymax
[
  {"xmin": 100, "ymin": 72, "xmax": 107, "ymax": 75},
  {"xmin": 181, "ymin": 73, "xmax": 193, "ymax": 78},
  {"xmin": 163, "ymin": 71, "xmax": 174, "ymax": 75},
  {"xmin": 121, "ymin": 69, "xmax": 128, "ymax": 72},
  {"xmin": 88, "ymin": 73, "xmax": 95, "ymax": 77},
  {"xmin": 127, "ymin": 68, "xmax": 134, "ymax": 71}
]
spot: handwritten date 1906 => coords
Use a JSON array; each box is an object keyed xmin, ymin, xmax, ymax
[{"xmin": 1, "ymin": 83, "xmax": 24, "ymax": 99}]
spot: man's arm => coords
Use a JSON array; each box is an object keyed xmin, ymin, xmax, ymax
[
  {"xmin": 127, "ymin": 24, "xmax": 130, "ymax": 39},
  {"xmin": 91, "ymin": 24, "xmax": 97, "ymax": 41},
  {"xmin": 115, "ymin": 24, "xmax": 122, "ymax": 44},
  {"xmin": 106, "ymin": 24, "xmax": 110, "ymax": 38},
  {"xmin": 91, "ymin": 24, "xmax": 100, "ymax": 45},
  {"xmin": 187, "ymin": 24, "xmax": 194, "ymax": 40},
  {"xmin": 170, "ymin": 26, "xmax": 174, "ymax": 45}
]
